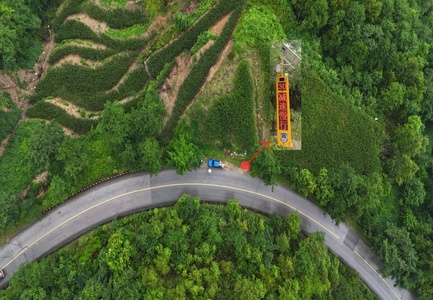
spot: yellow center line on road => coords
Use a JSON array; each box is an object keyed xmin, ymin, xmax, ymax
[
  {"xmin": 2, "ymin": 182, "xmax": 338, "ymax": 271},
  {"xmin": 354, "ymin": 250, "xmax": 400, "ymax": 299}
]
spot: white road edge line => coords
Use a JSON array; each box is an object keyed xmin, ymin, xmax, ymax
[{"xmin": 354, "ymin": 250, "xmax": 400, "ymax": 299}]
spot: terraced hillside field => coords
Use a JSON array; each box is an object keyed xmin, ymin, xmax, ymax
[{"xmin": 27, "ymin": 0, "xmax": 258, "ymax": 145}]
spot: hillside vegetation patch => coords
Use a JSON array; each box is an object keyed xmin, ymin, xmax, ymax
[
  {"xmin": 278, "ymin": 69, "xmax": 382, "ymax": 176},
  {"xmin": 190, "ymin": 60, "xmax": 257, "ymax": 150}
]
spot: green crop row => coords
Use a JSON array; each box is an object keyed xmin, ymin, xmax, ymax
[
  {"xmin": 121, "ymin": 90, "xmax": 147, "ymax": 112},
  {"xmin": 51, "ymin": 0, "xmax": 86, "ymax": 31},
  {"xmin": 30, "ymin": 53, "xmax": 136, "ymax": 109},
  {"xmin": 55, "ymin": 19, "xmax": 99, "ymax": 42},
  {"xmin": 55, "ymin": 20, "xmax": 151, "ymax": 51},
  {"xmin": 48, "ymin": 45, "xmax": 117, "ymax": 64},
  {"xmin": 160, "ymin": 7, "xmax": 242, "ymax": 145},
  {"xmin": 99, "ymin": 32, "xmax": 151, "ymax": 51},
  {"xmin": 81, "ymin": 2, "xmax": 146, "ymax": 29},
  {"xmin": 26, "ymin": 102, "xmax": 97, "ymax": 135},
  {"xmin": 147, "ymin": 0, "xmax": 243, "ymax": 78},
  {"xmin": 82, "ymin": 64, "xmax": 149, "ymax": 110},
  {"xmin": 157, "ymin": 60, "xmax": 176, "ymax": 87},
  {"xmin": 78, "ymin": 64, "xmax": 148, "ymax": 111}
]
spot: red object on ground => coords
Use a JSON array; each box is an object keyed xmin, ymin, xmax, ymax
[
  {"xmin": 241, "ymin": 141, "xmax": 270, "ymax": 171},
  {"xmin": 240, "ymin": 161, "xmax": 251, "ymax": 171}
]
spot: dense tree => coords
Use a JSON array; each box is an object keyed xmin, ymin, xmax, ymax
[
  {"xmin": 327, "ymin": 163, "xmax": 366, "ymax": 221},
  {"xmin": 315, "ymin": 168, "xmax": 334, "ymax": 207},
  {"xmin": 0, "ymin": 0, "xmax": 41, "ymax": 70},
  {"xmin": 129, "ymin": 91, "xmax": 166, "ymax": 141},
  {"xmin": 234, "ymin": 277, "xmax": 266, "ymax": 300},
  {"xmin": 103, "ymin": 233, "xmax": 132, "ymax": 273},
  {"xmin": 166, "ymin": 134, "xmax": 203, "ymax": 175},
  {"xmin": 402, "ymin": 177, "xmax": 426, "ymax": 207},
  {"xmin": 386, "ymin": 154, "xmax": 419, "ymax": 186},
  {"xmin": 24, "ymin": 0, "xmax": 63, "ymax": 24},
  {"xmin": 250, "ymin": 149, "xmax": 281, "ymax": 188},
  {"xmin": 393, "ymin": 115, "xmax": 429, "ymax": 158},
  {"xmin": 56, "ymin": 137, "xmax": 89, "ymax": 186},
  {"xmin": 0, "ymin": 191, "xmax": 18, "ymax": 232},
  {"xmin": 294, "ymin": 232, "xmax": 332, "ymax": 298},
  {"xmin": 377, "ymin": 223, "xmax": 419, "ymax": 289},
  {"xmin": 233, "ymin": 4, "xmax": 286, "ymax": 50},
  {"xmin": 0, "ymin": 92, "xmax": 21, "ymax": 141},
  {"xmin": 292, "ymin": 0, "xmax": 328, "ymax": 34},
  {"xmin": 295, "ymin": 168, "xmax": 316, "ymax": 197},
  {"xmin": 28, "ymin": 121, "xmax": 64, "ymax": 173},
  {"xmin": 379, "ymin": 81, "xmax": 405, "ymax": 112},
  {"xmin": 96, "ymin": 101, "xmax": 129, "ymax": 153},
  {"xmin": 43, "ymin": 175, "xmax": 68, "ymax": 208},
  {"xmin": 138, "ymin": 138, "xmax": 163, "ymax": 175},
  {"xmin": 420, "ymin": 68, "xmax": 433, "ymax": 121}
]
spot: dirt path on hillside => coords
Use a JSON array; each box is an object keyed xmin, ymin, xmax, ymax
[
  {"xmin": 159, "ymin": 12, "xmax": 233, "ymax": 119},
  {"xmin": 52, "ymin": 54, "xmax": 86, "ymax": 68},
  {"xmin": 159, "ymin": 53, "xmax": 191, "ymax": 118},
  {"xmin": 66, "ymin": 13, "xmax": 108, "ymax": 34},
  {"xmin": 46, "ymin": 98, "xmax": 100, "ymax": 120},
  {"xmin": 61, "ymin": 40, "xmax": 107, "ymax": 49},
  {"xmin": 52, "ymin": 54, "xmax": 101, "ymax": 69},
  {"xmin": 210, "ymin": 13, "xmax": 231, "ymax": 35},
  {"xmin": 142, "ymin": 15, "xmax": 170, "ymax": 40}
]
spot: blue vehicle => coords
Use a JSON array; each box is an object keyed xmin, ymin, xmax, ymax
[{"xmin": 207, "ymin": 159, "xmax": 222, "ymax": 168}]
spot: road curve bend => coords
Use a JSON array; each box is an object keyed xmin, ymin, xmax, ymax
[{"xmin": 0, "ymin": 169, "xmax": 413, "ymax": 299}]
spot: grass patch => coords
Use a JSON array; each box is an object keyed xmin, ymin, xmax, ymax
[
  {"xmin": 191, "ymin": 30, "xmax": 218, "ymax": 55},
  {"xmin": 98, "ymin": 0, "xmax": 129, "ymax": 9},
  {"xmin": 106, "ymin": 24, "xmax": 148, "ymax": 39}
]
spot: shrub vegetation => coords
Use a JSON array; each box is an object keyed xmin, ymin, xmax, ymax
[
  {"xmin": 0, "ymin": 120, "xmax": 45, "ymax": 233},
  {"xmin": 0, "ymin": 92, "xmax": 21, "ymax": 141}
]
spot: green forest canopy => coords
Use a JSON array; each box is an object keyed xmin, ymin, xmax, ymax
[{"xmin": 0, "ymin": 197, "xmax": 376, "ymax": 300}]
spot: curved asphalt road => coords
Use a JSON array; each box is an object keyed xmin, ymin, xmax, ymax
[{"xmin": 0, "ymin": 168, "xmax": 413, "ymax": 299}]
